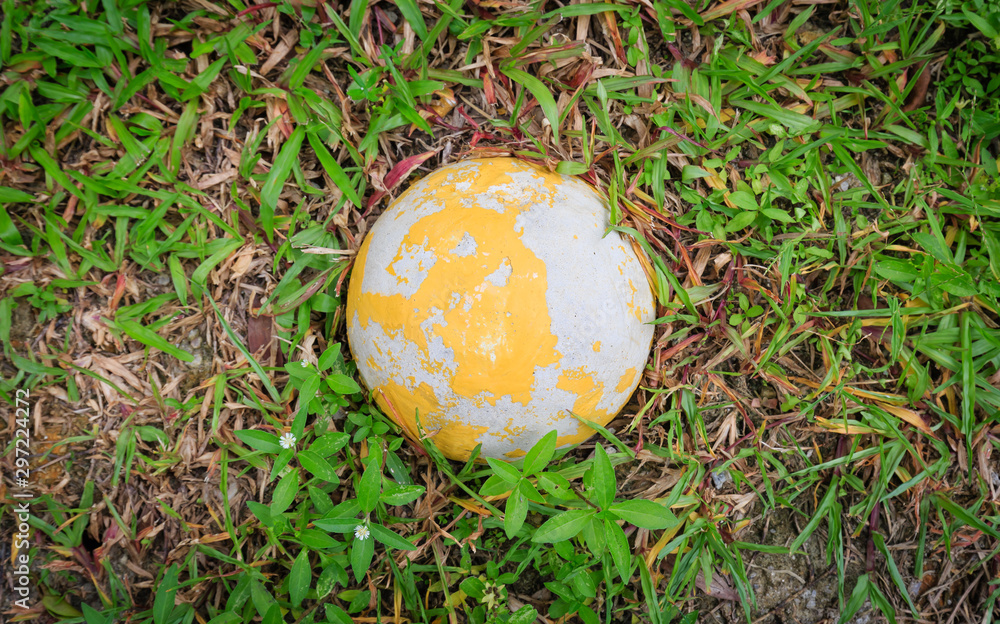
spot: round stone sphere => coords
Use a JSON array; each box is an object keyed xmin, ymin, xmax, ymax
[{"xmin": 346, "ymin": 158, "xmax": 654, "ymax": 461}]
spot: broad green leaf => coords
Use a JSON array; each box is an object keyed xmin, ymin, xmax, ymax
[
  {"xmin": 508, "ymin": 605, "xmax": 538, "ymax": 624},
  {"xmin": 270, "ymin": 448, "xmax": 295, "ymax": 482},
  {"xmin": 532, "ymin": 509, "xmax": 596, "ymax": 543},
  {"xmin": 42, "ymin": 595, "xmax": 82, "ymax": 618},
  {"xmin": 308, "ymin": 432, "xmax": 350, "ymax": 457},
  {"xmin": 571, "ymin": 569, "xmax": 597, "ymax": 598},
  {"xmin": 911, "ymin": 231, "xmax": 953, "ymax": 265},
  {"xmin": 262, "ymin": 604, "xmax": 281, "ymax": 624},
  {"xmin": 728, "ymin": 190, "xmax": 759, "ymax": 211},
  {"xmin": 369, "ymin": 523, "xmax": 417, "ymax": 550},
  {"xmin": 316, "ymin": 562, "xmax": 347, "ymax": 599},
  {"xmin": 505, "ymin": 489, "xmax": 528, "ymax": 538},
  {"xmin": 607, "ymin": 500, "xmax": 677, "ymax": 529},
  {"xmin": 380, "ymin": 484, "xmax": 425, "ymax": 505},
  {"xmin": 326, "ymin": 373, "xmax": 362, "ymax": 395},
  {"xmin": 580, "ymin": 515, "xmax": 607, "ymax": 556},
  {"xmin": 725, "ymin": 210, "xmax": 758, "ymax": 232},
  {"xmin": 592, "ymin": 444, "xmax": 616, "ymax": 509},
  {"xmin": 730, "ymin": 98, "xmax": 821, "ymax": 135},
  {"xmin": 298, "ymin": 450, "xmax": 340, "ymax": 483},
  {"xmin": 270, "ymin": 469, "xmax": 299, "ymax": 514},
  {"xmin": 167, "ymin": 255, "xmax": 187, "ymax": 305},
  {"xmin": 317, "ymin": 342, "xmax": 345, "ymax": 369},
  {"xmin": 358, "ymin": 455, "xmax": 382, "ymax": 513},
  {"xmin": 247, "ymin": 501, "xmax": 272, "ymax": 525},
  {"xmin": 350, "ymin": 532, "xmax": 375, "ymax": 582},
  {"xmin": 460, "ymin": 576, "xmax": 486, "ymax": 600},
  {"xmin": 170, "ymin": 100, "xmax": 199, "ymax": 174},
  {"xmin": 480, "ymin": 474, "xmax": 512, "ymax": 497},
  {"xmin": 518, "ymin": 478, "xmax": 544, "ymax": 503},
  {"xmin": 153, "ymin": 564, "xmax": 179, "ymax": 624},
  {"xmin": 289, "ymin": 549, "xmax": 310, "ymax": 608},
  {"xmin": 250, "ymin": 580, "xmax": 277, "ymax": 620},
  {"xmin": 0, "ymin": 205, "xmax": 21, "ymax": 247},
  {"xmin": 204, "ymin": 612, "xmax": 242, "ymax": 624},
  {"xmin": 312, "ymin": 517, "xmax": 359, "ymax": 532},
  {"xmin": 235, "ymin": 429, "xmax": 282, "ymax": 452},
  {"xmin": 605, "ymin": 519, "xmax": 631, "ymax": 581},
  {"xmin": 297, "ymin": 528, "xmax": 340, "ymax": 549},
  {"xmin": 298, "ymin": 373, "xmax": 322, "ymax": 405},
  {"xmin": 963, "ymin": 7, "xmax": 999, "ymax": 38},
  {"xmin": 930, "ymin": 266, "xmax": 977, "ymax": 297},
  {"xmin": 538, "ymin": 471, "xmax": 575, "ymax": 500},
  {"xmin": 874, "ymin": 258, "xmax": 920, "ymax": 283},
  {"xmin": 487, "ymin": 457, "xmax": 522, "ymax": 484},
  {"xmin": 325, "ymin": 605, "xmax": 352, "ymax": 624},
  {"xmin": 522, "ymin": 429, "xmax": 557, "ymax": 475}
]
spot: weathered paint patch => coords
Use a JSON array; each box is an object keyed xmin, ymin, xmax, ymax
[
  {"xmin": 347, "ymin": 158, "xmax": 655, "ymax": 461},
  {"xmin": 616, "ymin": 367, "xmax": 639, "ymax": 393}
]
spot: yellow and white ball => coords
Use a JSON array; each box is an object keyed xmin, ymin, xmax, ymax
[{"xmin": 346, "ymin": 158, "xmax": 654, "ymax": 461}]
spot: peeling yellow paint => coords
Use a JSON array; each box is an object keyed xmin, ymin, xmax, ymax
[
  {"xmin": 616, "ymin": 367, "xmax": 638, "ymax": 393},
  {"xmin": 557, "ymin": 367, "xmax": 608, "ymax": 425},
  {"xmin": 347, "ymin": 158, "xmax": 655, "ymax": 461},
  {"xmin": 353, "ymin": 160, "xmax": 561, "ymax": 408}
]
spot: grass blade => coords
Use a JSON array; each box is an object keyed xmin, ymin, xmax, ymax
[
  {"xmin": 502, "ymin": 68, "xmax": 560, "ymax": 144},
  {"xmin": 259, "ymin": 126, "xmax": 305, "ymax": 240}
]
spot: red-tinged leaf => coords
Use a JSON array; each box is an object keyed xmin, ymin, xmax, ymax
[
  {"xmin": 366, "ymin": 151, "xmax": 437, "ymax": 210},
  {"xmin": 236, "ymin": 2, "xmax": 277, "ymax": 18},
  {"xmin": 568, "ymin": 62, "xmax": 596, "ymax": 89},
  {"xmin": 700, "ymin": 0, "xmax": 767, "ymax": 21},
  {"xmin": 457, "ymin": 106, "xmax": 480, "ymax": 129},
  {"xmin": 110, "ymin": 273, "xmax": 127, "ymax": 312},
  {"xmin": 483, "ymin": 70, "xmax": 496, "ymax": 105},
  {"xmin": 384, "ymin": 151, "xmax": 437, "ymax": 190},
  {"xmin": 603, "ymin": 12, "xmax": 626, "ymax": 64}
]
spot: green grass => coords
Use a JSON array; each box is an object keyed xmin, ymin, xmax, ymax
[{"xmin": 2, "ymin": 0, "xmax": 1000, "ymax": 623}]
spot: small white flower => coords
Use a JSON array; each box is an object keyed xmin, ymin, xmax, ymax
[
  {"xmin": 354, "ymin": 524, "xmax": 370, "ymax": 540},
  {"xmin": 279, "ymin": 432, "xmax": 297, "ymax": 450}
]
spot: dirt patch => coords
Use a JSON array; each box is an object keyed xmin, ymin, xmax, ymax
[
  {"xmin": 744, "ymin": 509, "xmax": 869, "ymax": 624},
  {"xmin": 684, "ymin": 505, "xmax": 875, "ymax": 623},
  {"xmin": 9, "ymin": 298, "xmax": 35, "ymax": 348}
]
